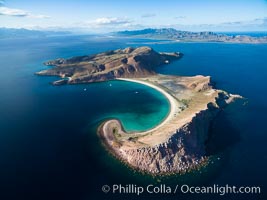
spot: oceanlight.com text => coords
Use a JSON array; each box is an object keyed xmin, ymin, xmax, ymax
[{"xmin": 102, "ymin": 184, "xmax": 261, "ymax": 196}]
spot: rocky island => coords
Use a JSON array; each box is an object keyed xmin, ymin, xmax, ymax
[
  {"xmin": 37, "ymin": 46, "xmax": 241, "ymax": 174},
  {"xmin": 36, "ymin": 46, "xmax": 181, "ymax": 85}
]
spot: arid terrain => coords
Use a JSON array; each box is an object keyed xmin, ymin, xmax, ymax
[{"xmin": 37, "ymin": 47, "xmax": 241, "ymax": 174}]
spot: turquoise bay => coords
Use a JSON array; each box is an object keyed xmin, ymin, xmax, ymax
[{"xmin": 92, "ymin": 80, "xmax": 170, "ymax": 132}]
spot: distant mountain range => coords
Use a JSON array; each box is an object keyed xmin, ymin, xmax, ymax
[
  {"xmin": 116, "ymin": 28, "xmax": 267, "ymax": 43},
  {"xmin": 2, "ymin": 27, "xmax": 267, "ymax": 43},
  {"xmin": 0, "ymin": 28, "xmax": 71, "ymax": 39}
]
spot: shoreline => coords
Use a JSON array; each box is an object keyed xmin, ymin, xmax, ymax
[
  {"xmin": 35, "ymin": 46, "xmax": 243, "ymax": 175},
  {"xmin": 98, "ymin": 77, "xmax": 181, "ymax": 175},
  {"xmin": 97, "ymin": 119, "xmax": 210, "ymax": 176},
  {"xmin": 116, "ymin": 78, "xmax": 179, "ymax": 134},
  {"xmin": 97, "ymin": 75, "xmax": 240, "ymax": 174}
]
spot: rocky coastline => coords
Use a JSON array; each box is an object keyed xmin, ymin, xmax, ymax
[
  {"xmin": 36, "ymin": 47, "xmax": 242, "ymax": 175},
  {"xmin": 97, "ymin": 76, "xmax": 241, "ymax": 175},
  {"xmin": 36, "ymin": 46, "xmax": 182, "ymax": 85}
]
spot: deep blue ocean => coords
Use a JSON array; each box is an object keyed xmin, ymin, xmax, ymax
[{"xmin": 0, "ymin": 35, "xmax": 266, "ymax": 200}]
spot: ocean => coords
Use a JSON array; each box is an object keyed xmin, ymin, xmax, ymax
[{"xmin": 0, "ymin": 35, "xmax": 266, "ymax": 200}]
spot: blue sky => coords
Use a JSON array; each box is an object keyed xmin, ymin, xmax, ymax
[{"xmin": 1, "ymin": 0, "xmax": 267, "ymax": 32}]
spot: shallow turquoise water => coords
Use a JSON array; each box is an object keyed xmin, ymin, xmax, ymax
[{"xmin": 95, "ymin": 80, "xmax": 170, "ymax": 132}]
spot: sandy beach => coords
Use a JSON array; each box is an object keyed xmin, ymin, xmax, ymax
[{"xmin": 116, "ymin": 78, "xmax": 180, "ymax": 134}]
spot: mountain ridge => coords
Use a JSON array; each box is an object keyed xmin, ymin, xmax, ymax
[{"xmin": 116, "ymin": 28, "xmax": 267, "ymax": 43}]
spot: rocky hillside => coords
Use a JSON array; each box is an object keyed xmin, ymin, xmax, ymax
[{"xmin": 36, "ymin": 46, "xmax": 182, "ymax": 85}]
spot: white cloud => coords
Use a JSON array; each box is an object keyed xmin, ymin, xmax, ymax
[
  {"xmin": 84, "ymin": 17, "xmax": 134, "ymax": 30},
  {"xmin": 0, "ymin": 6, "xmax": 28, "ymax": 17},
  {"xmin": 77, "ymin": 17, "xmax": 145, "ymax": 32},
  {"xmin": 90, "ymin": 17, "xmax": 132, "ymax": 26},
  {"xmin": 0, "ymin": 1, "xmax": 49, "ymax": 18}
]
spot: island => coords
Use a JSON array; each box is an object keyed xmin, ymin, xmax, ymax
[
  {"xmin": 36, "ymin": 46, "xmax": 241, "ymax": 174},
  {"xmin": 116, "ymin": 28, "xmax": 267, "ymax": 43},
  {"xmin": 36, "ymin": 46, "xmax": 182, "ymax": 85}
]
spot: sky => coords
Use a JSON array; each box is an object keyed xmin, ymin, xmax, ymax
[{"xmin": 0, "ymin": 0, "xmax": 267, "ymax": 32}]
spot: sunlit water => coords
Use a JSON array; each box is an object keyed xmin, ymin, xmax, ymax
[{"xmin": 0, "ymin": 35, "xmax": 266, "ymax": 200}]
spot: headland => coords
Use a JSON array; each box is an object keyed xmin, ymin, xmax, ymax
[{"xmin": 98, "ymin": 75, "xmax": 241, "ymax": 174}]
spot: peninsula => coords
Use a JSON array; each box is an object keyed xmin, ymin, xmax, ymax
[{"xmin": 37, "ymin": 47, "xmax": 241, "ymax": 174}]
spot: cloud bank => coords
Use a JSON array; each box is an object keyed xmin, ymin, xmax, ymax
[{"xmin": 0, "ymin": 1, "xmax": 49, "ymax": 18}]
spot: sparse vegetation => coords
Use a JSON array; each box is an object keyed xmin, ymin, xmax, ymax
[
  {"xmin": 128, "ymin": 137, "xmax": 138, "ymax": 142},
  {"xmin": 112, "ymin": 127, "xmax": 118, "ymax": 134},
  {"xmin": 113, "ymin": 127, "xmax": 121, "ymax": 138},
  {"xmin": 180, "ymin": 99, "xmax": 191, "ymax": 107}
]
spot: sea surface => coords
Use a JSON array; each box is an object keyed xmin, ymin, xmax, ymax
[{"xmin": 0, "ymin": 35, "xmax": 266, "ymax": 200}]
